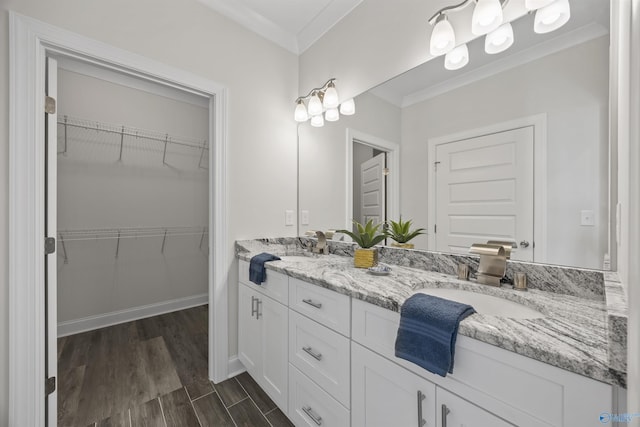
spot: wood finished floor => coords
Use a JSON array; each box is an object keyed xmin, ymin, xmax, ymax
[{"xmin": 58, "ymin": 305, "xmax": 294, "ymax": 427}]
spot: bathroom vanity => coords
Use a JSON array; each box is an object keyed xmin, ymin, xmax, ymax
[{"xmin": 236, "ymin": 238, "xmax": 626, "ymax": 427}]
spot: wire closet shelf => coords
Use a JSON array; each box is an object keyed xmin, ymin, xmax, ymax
[
  {"xmin": 58, "ymin": 115, "xmax": 209, "ymax": 169},
  {"xmin": 57, "ymin": 225, "xmax": 209, "ymax": 263}
]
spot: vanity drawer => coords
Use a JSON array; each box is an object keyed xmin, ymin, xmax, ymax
[
  {"xmin": 289, "ymin": 277, "xmax": 351, "ymax": 336},
  {"xmin": 288, "ymin": 364, "xmax": 350, "ymax": 427},
  {"xmin": 289, "ymin": 310, "xmax": 350, "ymax": 408},
  {"xmin": 238, "ymin": 260, "xmax": 288, "ymax": 305}
]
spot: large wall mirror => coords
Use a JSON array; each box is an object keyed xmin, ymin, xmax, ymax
[{"xmin": 298, "ymin": 0, "xmax": 612, "ymax": 270}]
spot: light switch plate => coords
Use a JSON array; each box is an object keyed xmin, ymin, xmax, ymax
[
  {"xmin": 285, "ymin": 210, "xmax": 294, "ymax": 226},
  {"xmin": 301, "ymin": 210, "xmax": 310, "ymax": 225},
  {"xmin": 581, "ymin": 210, "xmax": 595, "ymax": 226}
]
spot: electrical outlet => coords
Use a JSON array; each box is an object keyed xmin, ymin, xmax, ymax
[
  {"xmin": 301, "ymin": 210, "xmax": 310, "ymax": 225},
  {"xmin": 580, "ymin": 210, "xmax": 595, "ymax": 226},
  {"xmin": 285, "ymin": 210, "xmax": 294, "ymax": 226}
]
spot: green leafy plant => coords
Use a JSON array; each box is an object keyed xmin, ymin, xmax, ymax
[
  {"xmin": 338, "ymin": 219, "xmax": 387, "ymax": 249},
  {"xmin": 386, "ymin": 217, "xmax": 426, "ymax": 244}
]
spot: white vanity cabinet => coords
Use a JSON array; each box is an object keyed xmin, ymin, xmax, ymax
[{"xmin": 237, "ymin": 261, "xmax": 289, "ymax": 412}]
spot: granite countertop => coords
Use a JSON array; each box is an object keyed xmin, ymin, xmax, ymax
[{"xmin": 236, "ymin": 239, "xmax": 626, "ymax": 387}]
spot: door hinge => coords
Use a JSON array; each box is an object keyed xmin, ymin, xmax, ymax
[
  {"xmin": 434, "ymin": 161, "xmax": 441, "ymax": 171},
  {"xmin": 45, "ymin": 96, "xmax": 56, "ymax": 114},
  {"xmin": 434, "ymin": 224, "xmax": 437, "ymax": 234},
  {"xmin": 45, "ymin": 377, "xmax": 56, "ymax": 395},
  {"xmin": 45, "ymin": 237, "xmax": 56, "ymax": 255}
]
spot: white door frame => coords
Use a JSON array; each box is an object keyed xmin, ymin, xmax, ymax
[
  {"xmin": 9, "ymin": 12, "xmax": 229, "ymax": 426},
  {"xmin": 427, "ymin": 114, "xmax": 547, "ymax": 262},
  {"xmin": 346, "ymin": 128, "xmax": 400, "ymax": 231}
]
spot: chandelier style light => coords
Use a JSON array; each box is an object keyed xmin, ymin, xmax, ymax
[
  {"xmin": 294, "ymin": 79, "xmax": 355, "ymax": 126},
  {"xmin": 428, "ymin": 0, "xmax": 571, "ymax": 70}
]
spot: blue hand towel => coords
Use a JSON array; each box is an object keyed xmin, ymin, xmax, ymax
[
  {"xmin": 249, "ymin": 252, "xmax": 281, "ymax": 285},
  {"xmin": 395, "ymin": 293, "xmax": 476, "ymax": 377}
]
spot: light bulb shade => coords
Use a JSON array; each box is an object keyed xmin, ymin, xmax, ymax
[
  {"xmin": 485, "ymin": 22, "xmax": 514, "ymax": 54},
  {"xmin": 310, "ymin": 114, "xmax": 324, "ymax": 127},
  {"xmin": 325, "ymin": 108, "xmax": 339, "ymax": 122},
  {"xmin": 472, "ymin": 0, "xmax": 504, "ymax": 35},
  {"xmin": 525, "ymin": 0, "xmax": 555, "ymax": 10},
  {"xmin": 444, "ymin": 44, "xmax": 469, "ymax": 70},
  {"xmin": 534, "ymin": 0, "xmax": 570, "ymax": 34},
  {"xmin": 294, "ymin": 100, "xmax": 308, "ymax": 122},
  {"xmin": 308, "ymin": 92, "xmax": 323, "ymax": 116},
  {"xmin": 339, "ymin": 98, "xmax": 355, "ymax": 115},
  {"xmin": 323, "ymin": 83, "xmax": 339, "ymax": 109},
  {"xmin": 430, "ymin": 16, "xmax": 455, "ymax": 56}
]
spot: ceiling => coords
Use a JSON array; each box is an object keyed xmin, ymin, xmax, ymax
[{"xmin": 197, "ymin": 0, "xmax": 363, "ymax": 54}]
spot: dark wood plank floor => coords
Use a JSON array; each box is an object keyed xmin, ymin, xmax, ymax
[{"xmin": 58, "ymin": 305, "xmax": 294, "ymax": 427}]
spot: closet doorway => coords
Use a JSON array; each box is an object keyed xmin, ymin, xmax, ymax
[{"xmin": 10, "ymin": 14, "xmax": 229, "ymax": 427}]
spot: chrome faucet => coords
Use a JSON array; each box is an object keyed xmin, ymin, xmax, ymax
[{"xmin": 469, "ymin": 243, "xmax": 508, "ymax": 286}]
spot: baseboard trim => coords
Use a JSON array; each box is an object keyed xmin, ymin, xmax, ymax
[
  {"xmin": 57, "ymin": 293, "xmax": 208, "ymax": 337},
  {"xmin": 227, "ymin": 356, "xmax": 246, "ymax": 379}
]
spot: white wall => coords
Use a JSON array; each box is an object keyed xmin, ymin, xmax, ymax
[
  {"xmin": 298, "ymin": 92, "xmax": 401, "ymax": 233},
  {"xmin": 56, "ymin": 68, "xmax": 208, "ymax": 323},
  {"xmin": 0, "ymin": 1, "xmax": 299, "ymax": 423},
  {"xmin": 400, "ymin": 37, "xmax": 609, "ymax": 269}
]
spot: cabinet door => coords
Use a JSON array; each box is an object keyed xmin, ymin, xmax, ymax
[
  {"xmin": 260, "ymin": 295, "xmax": 289, "ymax": 412},
  {"xmin": 238, "ymin": 283, "xmax": 261, "ymax": 376},
  {"xmin": 352, "ymin": 342, "xmax": 436, "ymax": 427},
  {"xmin": 436, "ymin": 388, "xmax": 513, "ymax": 427}
]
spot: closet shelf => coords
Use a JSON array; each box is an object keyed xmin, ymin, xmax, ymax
[
  {"xmin": 57, "ymin": 226, "xmax": 209, "ymax": 263},
  {"xmin": 58, "ymin": 115, "xmax": 209, "ymax": 168}
]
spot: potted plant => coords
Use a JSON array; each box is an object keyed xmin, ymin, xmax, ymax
[
  {"xmin": 386, "ymin": 217, "xmax": 426, "ymax": 249},
  {"xmin": 338, "ymin": 219, "xmax": 387, "ymax": 268}
]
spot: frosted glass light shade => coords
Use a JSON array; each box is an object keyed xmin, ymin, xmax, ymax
[
  {"xmin": 430, "ymin": 16, "xmax": 455, "ymax": 56},
  {"xmin": 444, "ymin": 44, "xmax": 469, "ymax": 70},
  {"xmin": 340, "ymin": 98, "xmax": 356, "ymax": 115},
  {"xmin": 323, "ymin": 83, "xmax": 339, "ymax": 109},
  {"xmin": 485, "ymin": 23, "xmax": 514, "ymax": 54},
  {"xmin": 310, "ymin": 114, "xmax": 324, "ymax": 127},
  {"xmin": 534, "ymin": 0, "xmax": 570, "ymax": 34},
  {"xmin": 294, "ymin": 100, "xmax": 308, "ymax": 122},
  {"xmin": 472, "ymin": 0, "xmax": 504, "ymax": 35},
  {"xmin": 525, "ymin": 0, "xmax": 555, "ymax": 10},
  {"xmin": 325, "ymin": 108, "xmax": 339, "ymax": 122},
  {"xmin": 308, "ymin": 92, "xmax": 323, "ymax": 116}
]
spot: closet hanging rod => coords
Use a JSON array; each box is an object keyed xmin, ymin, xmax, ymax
[
  {"xmin": 58, "ymin": 226, "xmax": 208, "ymax": 242},
  {"xmin": 58, "ymin": 116, "xmax": 208, "ymax": 150}
]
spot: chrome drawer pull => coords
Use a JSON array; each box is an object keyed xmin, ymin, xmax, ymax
[
  {"xmin": 302, "ymin": 298, "xmax": 322, "ymax": 309},
  {"xmin": 442, "ymin": 404, "xmax": 451, "ymax": 427},
  {"xmin": 302, "ymin": 346, "xmax": 323, "ymax": 361},
  {"xmin": 256, "ymin": 298, "xmax": 262, "ymax": 320},
  {"xmin": 417, "ymin": 390, "xmax": 426, "ymax": 427},
  {"xmin": 251, "ymin": 296, "xmax": 258, "ymax": 317},
  {"xmin": 302, "ymin": 406, "xmax": 323, "ymax": 426}
]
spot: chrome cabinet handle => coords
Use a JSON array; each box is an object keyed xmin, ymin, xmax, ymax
[
  {"xmin": 302, "ymin": 346, "xmax": 323, "ymax": 361},
  {"xmin": 250, "ymin": 296, "xmax": 257, "ymax": 317},
  {"xmin": 256, "ymin": 298, "xmax": 262, "ymax": 319},
  {"xmin": 302, "ymin": 298, "xmax": 322, "ymax": 309},
  {"xmin": 442, "ymin": 404, "xmax": 451, "ymax": 427},
  {"xmin": 302, "ymin": 406, "xmax": 323, "ymax": 426},
  {"xmin": 417, "ymin": 390, "xmax": 426, "ymax": 427},
  {"xmin": 519, "ymin": 240, "xmax": 530, "ymax": 248}
]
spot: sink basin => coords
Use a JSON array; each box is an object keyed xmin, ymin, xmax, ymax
[{"xmin": 416, "ymin": 288, "xmax": 545, "ymax": 319}]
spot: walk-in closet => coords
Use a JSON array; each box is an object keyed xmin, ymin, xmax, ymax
[{"xmin": 55, "ymin": 57, "xmax": 210, "ymax": 425}]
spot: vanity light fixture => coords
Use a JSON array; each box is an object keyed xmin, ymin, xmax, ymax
[
  {"xmin": 294, "ymin": 78, "xmax": 356, "ymax": 126},
  {"xmin": 428, "ymin": 0, "xmax": 571, "ymax": 70}
]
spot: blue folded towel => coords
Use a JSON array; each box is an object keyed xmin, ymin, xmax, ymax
[
  {"xmin": 395, "ymin": 293, "xmax": 476, "ymax": 377},
  {"xmin": 249, "ymin": 252, "xmax": 281, "ymax": 285}
]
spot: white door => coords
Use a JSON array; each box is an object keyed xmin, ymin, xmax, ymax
[
  {"xmin": 260, "ymin": 296, "xmax": 288, "ymax": 412},
  {"xmin": 437, "ymin": 388, "xmax": 513, "ymax": 427},
  {"xmin": 434, "ymin": 127, "xmax": 534, "ymax": 261},
  {"xmin": 352, "ymin": 342, "xmax": 436, "ymax": 427},
  {"xmin": 360, "ymin": 152, "xmax": 386, "ymax": 225},
  {"xmin": 238, "ymin": 283, "xmax": 261, "ymax": 376},
  {"xmin": 45, "ymin": 56, "xmax": 58, "ymax": 427}
]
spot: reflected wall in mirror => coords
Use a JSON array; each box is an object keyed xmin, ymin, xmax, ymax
[{"xmin": 298, "ymin": 0, "xmax": 611, "ymax": 270}]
